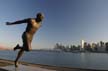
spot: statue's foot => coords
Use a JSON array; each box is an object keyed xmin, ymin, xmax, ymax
[
  {"xmin": 14, "ymin": 61, "xmax": 18, "ymax": 68},
  {"xmin": 14, "ymin": 44, "xmax": 19, "ymax": 51}
]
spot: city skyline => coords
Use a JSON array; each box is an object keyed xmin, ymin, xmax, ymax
[{"xmin": 1, "ymin": 0, "xmax": 108, "ymax": 49}]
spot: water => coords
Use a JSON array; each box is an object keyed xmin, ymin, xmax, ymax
[{"xmin": 0, "ymin": 50, "xmax": 108, "ymax": 70}]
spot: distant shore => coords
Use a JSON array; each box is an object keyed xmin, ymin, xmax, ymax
[
  {"xmin": 2, "ymin": 49, "xmax": 108, "ymax": 54},
  {"xmin": 0, "ymin": 58, "xmax": 105, "ymax": 71},
  {"xmin": 31, "ymin": 49, "xmax": 108, "ymax": 54}
]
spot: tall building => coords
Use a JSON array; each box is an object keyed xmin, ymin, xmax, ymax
[{"xmin": 80, "ymin": 40, "xmax": 84, "ymax": 51}]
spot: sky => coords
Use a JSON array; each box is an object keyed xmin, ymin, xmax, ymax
[{"xmin": 1, "ymin": 0, "xmax": 108, "ymax": 49}]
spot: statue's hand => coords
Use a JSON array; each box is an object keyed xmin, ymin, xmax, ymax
[{"xmin": 6, "ymin": 22, "xmax": 11, "ymax": 25}]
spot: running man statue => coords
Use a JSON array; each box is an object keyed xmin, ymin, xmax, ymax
[{"xmin": 6, "ymin": 12, "xmax": 44, "ymax": 67}]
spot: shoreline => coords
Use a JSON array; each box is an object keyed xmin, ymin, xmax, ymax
[
  {"xmin": 0, "ymin": 59, "xmax": 106, "ymax": 71},
  {"xmin": 31, "ymin": 50, "xmax": 108, "ymax": 54}
]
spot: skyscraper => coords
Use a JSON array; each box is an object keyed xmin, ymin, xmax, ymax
[{"xmin": 80, "ymin": 40, "xmax": 84, "ymax": 51}]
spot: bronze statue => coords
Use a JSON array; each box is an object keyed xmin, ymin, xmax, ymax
[{"xmin": 6, "ymin": 12, "xmax": 44, "ymax": 67}]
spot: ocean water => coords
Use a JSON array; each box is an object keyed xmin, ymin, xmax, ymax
[{"xmin": 0, "ymin": 50, "xmax": 108, "ymax": 70}]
